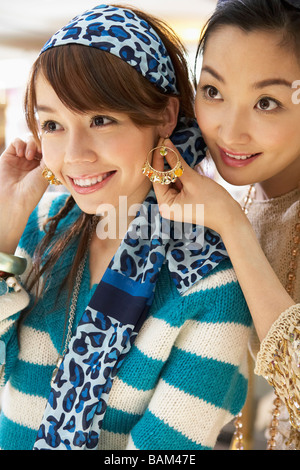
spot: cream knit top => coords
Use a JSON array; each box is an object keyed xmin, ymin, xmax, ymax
[
  {"xmin": 247, "ymin": 187, "xmax": 300, "ymax": 303},
  {"xmin": 246, "ymin": 187, "xmax": 300, "ymax": 447}
]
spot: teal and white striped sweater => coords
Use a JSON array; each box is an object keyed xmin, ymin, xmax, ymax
[{"xmin": 0, "ymin": 193, "xmax": 252, "ymax": 450}]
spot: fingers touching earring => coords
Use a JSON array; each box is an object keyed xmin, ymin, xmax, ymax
[
  {"xmin": 142, "ymin": 140, "xmax": 183, "ymax": 185},
  {"xmin": 42, "ymin": 167, "xmax": 62, "ymax": 185}
]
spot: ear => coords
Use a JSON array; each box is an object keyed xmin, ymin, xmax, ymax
[{"xmin": 158, "ymin": 97, "xmax": 180, "ymax": 138}]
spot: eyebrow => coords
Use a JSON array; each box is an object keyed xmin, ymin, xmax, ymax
[
  {"xmin": 201, "ymin": 66, "xmax": 224, "ymax": 83},
  {"xmin": 253, "ymin": 78, "xmax": 292, "ymax": 89},
  {"xmin": 201, "ymin": 65, "xmax": 292, "ymax": 89},
  {"xmin": 35, "ymin": 105, "xmax": 56, "ymax": 113}
]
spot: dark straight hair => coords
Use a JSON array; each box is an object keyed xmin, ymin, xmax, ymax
[{"xmin": 195, "ymin": 0, "xmax": 300, "ymax": 82}]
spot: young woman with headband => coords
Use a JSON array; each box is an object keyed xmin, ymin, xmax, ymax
[{"xmin": 0, "ymin": 4, "xmax": 252, "ymax": 450}]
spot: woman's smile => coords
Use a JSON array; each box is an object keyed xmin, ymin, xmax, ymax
[
  {"xmin": 218, "ymin": 146, "xmax": 262, "ymax": 167},
  {"xmin": 68, "ymin": 171, "xmax": 116, "ymax": 193}
]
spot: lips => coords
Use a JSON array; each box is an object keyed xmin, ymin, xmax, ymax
[
  {"xmin": 218, "ymin": 146, "xmax": 262, "ymax": 167},
  {"xmin": 68, "ymin": 171, "xmax": 116, "ymax": 194},
  {"xmin": 73, "ymin": 172, "xmax": 112, "ymax": 187}
]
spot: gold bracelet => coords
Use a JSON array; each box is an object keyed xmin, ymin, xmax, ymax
[{"xmin": 0, "ymin": 252, "xmax": 27, "ymax": 276}]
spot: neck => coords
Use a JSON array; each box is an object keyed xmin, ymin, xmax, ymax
[
  {"xmin": 94, "ymin": 183, "xmax": 152, "ymax": 245},
  {"xmin": 256, "ymin": 179, "xmax": 300, "ymax": 201},
  {"xmin": 255, "ymin": 159, "xmax": 300, "ymax": 200}
]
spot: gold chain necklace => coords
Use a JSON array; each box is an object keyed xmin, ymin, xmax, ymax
[
  {"xmin": 241, "ymin": 184, "xmax": 256, "ymax": 215},
  {"xmin": 233, "ymin": 184, "xmax": 300, "ymax": 450},
  {"xmin": 51, "ymin": 216, "xmax": 98, "ymax": 385}
]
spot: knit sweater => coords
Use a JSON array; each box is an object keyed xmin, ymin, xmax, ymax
[
  {"xmin": 0, "ymin": 192, "xmax": 252, "ymax": 451},
  {"xmin": 247, "ymin": 187, "xmax": 300, "ymax": 304},
  {"xmin": 246, "ymin": 188, "xmax": 300, "ymax": 448},
  {"xmin": 245, "ymin": 187, "xmax": 300, "ymax": 372}
]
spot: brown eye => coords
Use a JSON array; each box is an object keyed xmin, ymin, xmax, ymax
[
  {"xmin": 41, "ymin": 121, "xmax": 60, "ymax": 133},
  {"xmin": 47, "ymin": 121, "xmax": 57, "ymax": 131},
  {"xmin": 256, "ymin": 97, "xmax": 280, "ymax": 111},
  {"xmin": 207, "ymin": 86, "xmax": 220, "ymax": 99},
  {"xmin": 258, "ymin": 98, "xmax": 270, "ymax": 110},
  {"xmin": 200, "ymin": 85, "xmax": 222, "ymax": 101},
  {"xmin": 92, "ymin": 116, "xmax": 114, "ymax": 127}
]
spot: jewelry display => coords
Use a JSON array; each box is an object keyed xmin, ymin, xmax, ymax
[
  {"xmin": 142, "ymin": 143, "xmax": 183, "ymax": 185},
  {"xmin": 42, "ymin": 167, "xmax": 62, "ymax": 185}
]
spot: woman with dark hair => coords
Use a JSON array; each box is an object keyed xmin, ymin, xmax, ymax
[
  {"xmin": 0, "ymin": 4, "xmax": 252, "ymax": 450},
  {"xmin": 153, "ymin": 0, "xmax": 300, "ymax": 450}
]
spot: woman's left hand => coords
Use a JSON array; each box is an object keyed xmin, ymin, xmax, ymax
[{"xmin": 151, "ymin": 138, "xmax": 242, "ymax": 235}]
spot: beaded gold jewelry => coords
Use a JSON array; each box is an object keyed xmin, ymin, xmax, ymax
[
  {"xmin": 264, "ymin": 323, "xmax": 300, "ymax": 450},
  {"xmin": 241, "ymin": 184, "xmax": 255, "ymax": 215},
  {"xmin": 142, "ymin": 143, "xmax": 183, "ymax": 185},
  {"xmin": 232, "ymin": 184, "xmax": 300, "ymax": 451},
  {"xmin": 42, "ymin": 167, "xmax": 62, "ymax": 185},
  {"xmin": 265, "ymin": 204, "xmax": 300, "ymax": 450}
]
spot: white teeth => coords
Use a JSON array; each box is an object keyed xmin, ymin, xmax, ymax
[
  {"xmin": 73, "ymin": 174, "xmax": 109, "ymax": 187},
  {"xmin": 225, "ymin": 152, "xmax": 254, "ymax": 160}
]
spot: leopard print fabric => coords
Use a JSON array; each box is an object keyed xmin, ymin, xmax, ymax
[{"xmin": 40, "ymin": 4, "xmax": 177, "ymax": 94}]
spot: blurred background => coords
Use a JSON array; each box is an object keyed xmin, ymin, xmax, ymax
[{"xmin": 0, "ymin": 0, "xmax": 273, "ymax": 450}]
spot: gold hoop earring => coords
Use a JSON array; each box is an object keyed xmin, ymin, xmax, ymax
[
  {"xmin": 142, "ymin": 143, "xmax": 183, "ymax": 185},
  {"xmin": 42, "ymin": 167, "xmax": 62, "ymax": 186}
]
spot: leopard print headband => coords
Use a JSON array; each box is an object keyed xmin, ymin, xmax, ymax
[{"xmin": 40, "ymin": 4, "xmax": 178, "ymax": 94}]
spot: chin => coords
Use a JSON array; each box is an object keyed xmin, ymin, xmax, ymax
[
  {"xmin": 214, "ymin": 164, "xmax": 255, "ymax": 188},
  {"xmin": 71, "ymin": 197, "xmax": 100, "ymax": 216}
]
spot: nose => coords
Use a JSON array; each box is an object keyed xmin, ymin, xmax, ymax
[
  {"xmin": 63, "ymin": 128, "xmax": 97, "ymax": 164},
  {"xmin": 218, "ymin": 106, "xmax": 251, "ymax": 147}
]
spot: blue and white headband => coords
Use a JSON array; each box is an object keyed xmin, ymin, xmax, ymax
[{"xmin": 41, "ymin": 4, "xmax": 178, "ymax": 94}]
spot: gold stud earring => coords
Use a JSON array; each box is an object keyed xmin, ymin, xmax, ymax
[
  {"xmin": 42, "ymin": 167, "xmax": 62, "ymax": 185},
  {"xmin": 142, "ymin": 141, "xmax": 183, "ymax": 185}
]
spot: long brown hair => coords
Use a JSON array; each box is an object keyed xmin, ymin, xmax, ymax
[{"xmin": 23, "ymin": 5, "xmax": 195, "ymax": 313}]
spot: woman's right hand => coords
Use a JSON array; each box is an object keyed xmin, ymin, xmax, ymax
[
  {"xmin": 0, "ymin": 137, "xmax": 49, "ymax": 253},
  {"xmin": 0, "ymin": 137, "xmax": 48, "ymax": 210}
]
